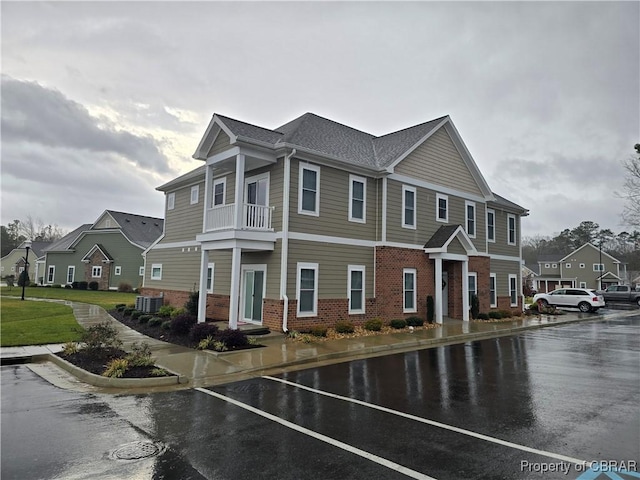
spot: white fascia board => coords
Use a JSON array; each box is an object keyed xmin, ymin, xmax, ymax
[
  {"xmin": 560, "ymin": 243, "xmax": 621, "ymax": 264},
  {"xmin": 385, "ymin": 116, "xmax": 450, "ymax": 172},
  {"xmin": 142, "ymin": 233, "xmax": 166, "ymax": 255},
  {"xmin": 91, "ymin": 210, "xmax": 120, "ymax": 230},
  {"xmin": 442, "ymin": 225, "xmax": 478, "ymax": 254},
  {"xmin": 193, "ymin": 115, "xmax": 238, "ymax": 160},
  {"xmin": 489, "ymin": 253, "xmax": 522, "ymax": 262}
]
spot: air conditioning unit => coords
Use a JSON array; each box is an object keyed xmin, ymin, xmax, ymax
[
  {"xmin": 135, "ymin": 296, "xmax": 145, "ymax": 311},
  {"xmin": 143, "ymin": 297, "xmax": 163, "ymax": 314}
]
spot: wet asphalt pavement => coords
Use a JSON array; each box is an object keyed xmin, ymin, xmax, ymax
[{"xmin": 2, "ymin": 314, "xmax": 639, "ymax": 480}]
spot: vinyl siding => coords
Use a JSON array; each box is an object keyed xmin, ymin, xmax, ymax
[
  {"xmin": 241, "ymin": 243, "xmax": 282, "ymax": 298},
  {"xmin": 93, "ymin": 212, "xmax": 117, "ymax": 229},
  {"xmin": 395, "ymin": 127, "xmax": 484, "ymax": 197},
  {"xmin": 448, "ymin": 237, "xmax": 467, "ymax": 255},
  {"xmin": 144, "ymin": 247, "xmax": 200, "ymax": 291},
  {"xmin": 288, "ymin": 159, "xmax": 377, "ymax": 240},
  {"xmin": 207, "ymin": 130, "xmax": 232, "ymax": 158},
  {"xmin": 386, "ymin": 179, "xmax": 486, "ymax": 252},
  {"xmin": 487, "ymin": 209, "xmax": 520, "ymax": 257},
  {"xmin": 489, "ymin": 259, "xmax": 521, "ymax": 297},
  {"xmin": 286, "ymin": 239, "xmax": 374, "ymax": 298},
  {"xmin": 561, "ymin": 245, "xmax": 617, "ymax": 286},
  {"xmin": 162, "ymin": 179, "xmax": 206, "ymax": 243}
]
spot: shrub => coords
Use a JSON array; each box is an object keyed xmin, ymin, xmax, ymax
[
  {"xmin": 189, "ymin": 323, "xmax": 220, "ymax": 343},
  {"xmin": 64, "ymin": 284, "xmax": 72, "ymax": 289},
  {"xmin": 170, "ymin": 307, "xmax": 186, "ymax": 319},
  {"xmin": 197, "ymin": 336, "xmax": 215, "ymax": 350},
  {"xmin": 81, "ymin": 321, "xmax": 122, "ymax": 353},
  {"xmin": 114, "ymin": 304, "xmax": 126, "ymax": 309},
  {"xmin": 148, "ymin": 317, "xmax": 163, "ymax": 327},
  {"xmin": 389, "ymin": 319, "xmax": 407, "ymax": 329},
  {"xmin": 161, "ymin": 320, "xmax": 172, "ymax": 331},
  {"xmin": 405, "ymin": 316, "xmax": 424, "ymax": 327},
  {"xmin": 488, "ymin": 311, "xmax": 503, "ymax": 319},
  {"xmin": 123, "ymin": 307, "xmax": 134, "ymax": 316},
  {"xmin": 88, "ymin": 281, "xmax": 99, "ymax": 291},
  {"xmin": 139, "ymin": 314, "xmax": 152, "ymax": 324},
  {"xmin": 213, "ymin": 341, "xmax": 228, "ymax": 352},
  {"xmin": 72, "ymin": 281, "xmax": 79, "ymax": 289},
  {"xmin": 184, "ymin": 290, "xmax": 199, "ymax": 316},
  {"xmin": 77, "ymin": 281, "xmax": 88, "ymax": 290},
  {"xmin": 364, "ymin": 318, "xmax": 383, "ymax": 331},
  {"xmin": 17, "ymin": 271, "xmax": 30, "ymax": 287},
  {"xmin": 170, "ymin": 313, "xmax": 197, "ymax": 335},
  {"xmin": 52, "ymin": 284, "xmax": 62, "ymax": 288},
  {"xmin": 157, "ymin": 305, "xmax": 175, "ymax": 318},
  {"xmin": 470, "ymin": 294, "xmax": 480, "ymax": 320},
  {"xmin": 477, "ymin": 312, "xmax": 490, "ymax": 320},
  {"xmin": 216, "ymin": 328, "xmax": 249, "ymax": 348},
  {"xmin": 61, "ymin": 342, "xmax": 79, "ymax": 356},
  {"xmin": 334, "ymin": 320, "xmax": 355, "ymax": 334},
  {"xmin": 310, "ymin": 326, "xmax": 328, "ymax": 337},
  {"xmin": 125, "ymin": 342, "xmax": 154, "ymax": 367},
  {"xmin": 118, "ymin": 282, "xmax": 133, "ymax": 293},
  {"xmin": 150, "ymin": 368, "xmax": 169, "ymax": 377},
  {"xmin": 103, "ymin": 358, "xmax": 129, "ymax": 378},
  {"xmin": 130, "ymin": 310, "xmax": 142, "ymax": 320},
  {"xmin": 499, "ymin": 310, "xmax": 513, "ymax": 318}
]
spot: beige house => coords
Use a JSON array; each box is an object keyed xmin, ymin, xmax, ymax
[
  {"xmin": 142, "ymin": 112, "xmax": 528, "ymax": 330},
  {"xmin": 533, "ymin": 243, "xmax": 623, "ymax": 292},
  {"xmin": 0, "ymin": 241, "xmax": 51, "ymax": 284}
]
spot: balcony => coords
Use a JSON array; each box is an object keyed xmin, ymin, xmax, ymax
[{"xmin": 205, "ymin": 203, "xmax": 274, "ymax": 232}]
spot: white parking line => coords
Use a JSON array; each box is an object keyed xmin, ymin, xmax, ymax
[
  {"xmin": 195, "ymin": 387, "xmax": 437, "ymax": 480},
  {"xmin": 263, "ymin": 375, "xmax": 588, "ymax": 466}
]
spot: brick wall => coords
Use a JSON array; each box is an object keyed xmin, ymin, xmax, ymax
[
  {"xmin": 84, "ymin": 250, "xmax": 111, "ymax": 290},
  {"xmin": 140, "ymin": 287, "xmax": 229, "ymax": 320}
]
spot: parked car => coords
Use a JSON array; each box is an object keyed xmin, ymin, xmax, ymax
[
  {"xmin": 533, "ymin": 288, "xmax": 605, "ymax": 313},
  {"xmin": 602, "ymin": 285, "xmax": 640, "ymax": 307}
]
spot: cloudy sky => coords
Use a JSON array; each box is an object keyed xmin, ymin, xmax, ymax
[{"xmin": 2, "ymin": 1, "xmax": 638, "ymax": 239}]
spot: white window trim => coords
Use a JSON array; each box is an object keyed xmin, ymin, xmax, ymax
[
  {"xmin": 507, "ymin": 214, "xmax": 517, "ymax": 246},
  {"xmin": 114, "ymin": 266, "xmax": 122, "ymax": 276},
  {"xmin": 190, "ymin": 185, "xmax": 200, "ymax": 205},
  {"xmin": 139, "ymin": 266, "xmax": 144, "ymax": 276},
  {"xmin": 579, "ymin": 282, "xmax": 587, "ymax": 288},
  {"xmin": 296, "ymin": 262, "xmax": 318, "ymax": 317},
  {"xmin": 348, "ymin": 175, "xmax": 366, "ymax": 223},
  {"xmin": 579, "ymin": 263, "xmax": 585, "ymax": 269},
  {"xmin": 167, "ymin": 192, "xmax": 175, "ymax": 211},
  {"xmin": 347, "ymin": 265, "xmax": 366, "ymax": 314},
  {"xmin": 465, "ymin": 200, "xmax": 476, "ymax": 238},
  {"xmin": 545, "ymin": 263, "xmax": 550, "ymax": 268},
  {"xmin": 509, "ymin": 274, "xmax": 518, "ymax": 307},
  {"xmin": 66, "ymin": 266, "xmax": 75, "ymax": 284},
  {"xmin": 212, "ymin": 177, "xmax": 226, "ymax": 207},
  {"xmin": 298, "ymin": 164, "xmax": 320, "ymax": 216},
  {"xmin": 489, "ymin": 273, "xmax": 497, "ymax": 308},
  {"xmin": 245, "ymin": 172, "xmax": 271, "ymax": 205},
  {"xmin": 593, "ymin": 263, "xmax": 604, "ymax": 272},
  {"xmin": 468, "ymin": 271, "xmax": 478, "ymax": 300},
  {"xmin": 552, "ymin": 264, "xmax": 557, "ymax": 269},
  {"xmin": 151, "ymin": 264, "xmax": 163, "ymax": 281},
  {"xmin": 402, "ymin": 185, "xmax": 417, "ymax": 229},
  {"xmin": 487, "ymin": 208, "xmax": 496, "ymax": 242},
  {"xmin": 436, "ymin": 193, "xmax": 449, "ymax": 223},
  {"xmin": 47, "ymin": 266, "xmax": 55, "ymax": 284},
  {"xmin": 403, "ymin": 268, "xmax": 417, "ymax": 313},
  {"xmin": 91, "ymin": 266, "xmax": 102, "ymax": 278},
  {"xmin": 565, "ymin": 263, "xmax": 571, "ymax": 269},
  {"xmin": 206, "ymin": 262, "xmax": 215, "ymax": 294}
]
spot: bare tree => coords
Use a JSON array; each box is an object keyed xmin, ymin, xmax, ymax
[
  {"xmin": 16, "ymin": 215, "xmax": 66, "ymax": 242},
  {"xmin": 618, "ymin": 144, "xmax": 640, "ymax": 228}
]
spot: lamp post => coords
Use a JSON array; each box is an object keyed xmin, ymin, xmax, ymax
[{"xmin": 21, "ymin": 240, "xmax": 32, "ymax": 301}]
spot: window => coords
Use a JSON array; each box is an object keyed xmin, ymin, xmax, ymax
[
  {"xmin": 139, "ymin": 266, "xmax": 144, "ymax": 276},
  {"xmin": 565, "ymin": 263, "xmax": 571, "ymax": 269},
  {"xmin": 206, "ymin": 263, "xmax": 215, "ymax": 294},
  {"xmin": 487, "ymin": 209, "xmax": 495, "ymax": 242},
  {"xmin": 114, "ymin": 266, "xmax": 121, "ymax": 276},
  {"xmin": 47, "ymin": 266, "xmax": 55, "ymax": 283},
  {"xmin": 297, "ymin": 263, "xmax": 318, "ymax": 316},
  {"xmin": 465, "ymin": 201, "xmax": 476, "ymax": 238},
  {"xmin": 349, "ymin": 175, "xmax": 366, "ymax": 223},
  {"xmin": 299, "ymin": 164, "xmax": 320, "ymax": 216},
  {"xmin": 552, "ymin": 264, "xmax": 557, "ymax": 269},
  {"xmin": 579, "ymin": 282, "xmax": 587, "ymax": 288},
  {"xmin": 151, "ymin": 264, "xmax": 163, "ymax": 280},
  {"xmin": 509, "ymin": 274, "xmax": 518, "ymax": 307},
  {"xmin": 403, "ymin": 268, "xmax": 417, "ymax": 313},
  {"xmin": 348, "ymin": 266, "xmax": 365, "ymax": 314},
  {"xmin": 468, "ymin": 272, "xmax": 477, "ymax": 304},
  {"xmin": 190, "ymin": 185, "xmax": 199, "ymax": 205},
  {"xmin": 67, "ymin": 266, "xmax": 75, "ymax": 284},
  {"xmin": 579, "ymin": 263, "xmax": 585, "ymax": 269},
  {"xmin": 92, "ymin": 266, "xmax": 102, "ymax": 278},
  {"xmin": 402, "ymin": 185, "xmax": 416, "ymax": 229},
  {"xmin": 436, "ymin": 193, "xmax": 448, "ymax": 223},
  {"xmin": 593, "ymin": 264, "xmax": 604, "ymax": 272},
  {"xmin": 507, "ymin": 214, "xmax": 516, "ymax": 245},
  {"xmin": 545, "ymin": 263, "xmax": 550, "ymax": 268},
  {"xmin": 167, "ymin": 192, "xmax": 175, "ymax": 211},
  {"xmin": 489, "ymin": 273, "xmax": 497, "ymax": 307},
  {"xmin": 213, "ymin": 178, "xmax": 226, "ymax": 206}
]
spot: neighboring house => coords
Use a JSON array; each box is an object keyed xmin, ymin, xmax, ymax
[
  {"xmin": 142, "ymin": 112, "xmax": 528, "ymax": 330},
  {"xmin": 0, "ymin": 241, "xmax": 52, "ymax": 284},
  {"xmin": 522, "ymin": 264, "xmax": 537, "ymax": 294},
  {"xmin": 43, "ymin": 211, "xmax": 163, "ymax": 290},
  {"xmin": 533, "ymin": 243, "xmax": 623, "ymax": 292}
]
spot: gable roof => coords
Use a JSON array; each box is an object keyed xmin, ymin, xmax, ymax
[
  {"xmin": 423, "ymin": 224, "xmax": 478, "ymax": 255},
  {"xmin": 489, "ymin": 193, "xmax": 529, "ymax": 215},
  {"xmin": 81, "ymin": 244, "xmax": 113, "ymax": 262},
  {"xmin": 559, "ymin": 243, "xmax": 621, "ymax": 264},
  {"xmin": 44, "ymin": 224, "xmax": 92, "ymax": 252}
]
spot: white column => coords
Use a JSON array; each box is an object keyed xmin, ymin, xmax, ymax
[
  {"xmin": 462, "ymin": 260, "xmax": 469, "ymax": 322},
  {"xmin": 197, "ymin": 249, "xmax": 209, "ymax": 323},
  {"xmin": 202, "ymin": 165, "xmax": 211, "ymax": 232},
  {"xmin": 234, "ymin": 154, "xmax": 245, "ymax": 230},
  {"xmin": 435, "ymin": 257, "xmax": 443, "ymax": 324},
  {"xmin": 228, "ymin": 246, "xmax": 242, "ymax": 329}
]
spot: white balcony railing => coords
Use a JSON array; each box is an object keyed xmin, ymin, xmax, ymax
[{"xmin": 205, "ymin": 203, "xmax": 274, "ymax": 232}]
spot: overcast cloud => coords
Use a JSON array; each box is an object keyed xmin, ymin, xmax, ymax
[{"xmin": 1, "ymin": 1, "xmax": 638, "ymax": 238}]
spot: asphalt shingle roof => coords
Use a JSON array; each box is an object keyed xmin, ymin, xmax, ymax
[
  {"xmin": 106, "ymin": 211, "xmax": 164, "ymax": 248},
  {"xmin": 44, "ymin": 224, "xmax": 92, "ymax": 252},
  {"xmin": 424, "ymin": 225, "xmax": 462, "ymax": 249}
]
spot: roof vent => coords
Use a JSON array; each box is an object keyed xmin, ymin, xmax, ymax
[{"xmin": 142, "ymin": 221, "xmax": 146, "ymax": 224}]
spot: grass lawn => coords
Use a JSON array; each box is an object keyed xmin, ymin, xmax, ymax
[
  {"xmin": 1, "ymin": 298, "xmax": 84, "ymax": 347},
  {"xmin": 0, "ymin": 287, "xmax": 137, "ymax": 311}
]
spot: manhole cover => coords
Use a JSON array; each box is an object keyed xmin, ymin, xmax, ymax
[{"xmin": 112, "ymin": 441, "xmax": 163, "ymax": 460}]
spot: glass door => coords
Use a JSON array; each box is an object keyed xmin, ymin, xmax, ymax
[{"xmin": 242, "ymin": 266, "xmax": 265, "ymax": 324}]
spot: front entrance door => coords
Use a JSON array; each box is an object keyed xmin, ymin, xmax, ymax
[
  {"xmin": 442, "ymin": 271, "xmax": 449, "ymax": 317},
  {"xmin": 241, "ymin": 265, "xmax": 266, "ymax": 324}
]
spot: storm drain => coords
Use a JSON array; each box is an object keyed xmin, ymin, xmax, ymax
[{"xmin": 111, "ymin": 441, "xmax": 164, "ymax": 461}]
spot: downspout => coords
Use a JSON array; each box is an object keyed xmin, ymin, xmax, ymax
[{"xmin": 280, "ymin": 148, "xmax": 296, "ymax": 332}]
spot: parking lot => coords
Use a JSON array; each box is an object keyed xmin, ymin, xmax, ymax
[{"xmin": 2, "ymin": 314, "xmax": 639, "ymax": 479}]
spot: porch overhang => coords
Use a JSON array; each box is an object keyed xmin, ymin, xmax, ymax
[{"xmin": 197, "ymin": 230, "xmax": 276, "ymax": 252}]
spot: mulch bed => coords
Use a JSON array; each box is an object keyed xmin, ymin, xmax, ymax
[{"xmin": 57, "ymin": 348, "xmax": 171, "ymax": 378}]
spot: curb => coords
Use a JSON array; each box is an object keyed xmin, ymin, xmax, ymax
[{"xmin": 39, "ymin": 353, "xmax": 188, "ymax": 388}]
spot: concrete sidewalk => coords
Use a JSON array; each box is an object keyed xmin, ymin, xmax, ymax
[{"xmin": 2, "ymin": 300, "xmax": 634, "ymax": 390}]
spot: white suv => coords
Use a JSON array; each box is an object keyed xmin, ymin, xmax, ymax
[{"xmin": 533, "ymin": 288, "xmax": 605, "ymax": 313}]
